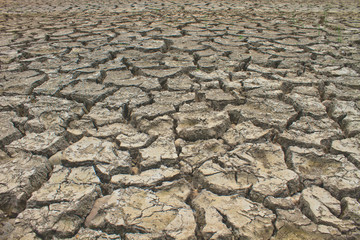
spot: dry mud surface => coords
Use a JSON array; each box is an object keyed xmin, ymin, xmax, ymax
[{"xmin": 1, "ymin": 0, "xmax": 360, "ymax": 239}]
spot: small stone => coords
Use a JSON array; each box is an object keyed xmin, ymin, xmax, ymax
[{"xmin": 48, "ymin": 151, "xmax": 63, "ymax": 166}]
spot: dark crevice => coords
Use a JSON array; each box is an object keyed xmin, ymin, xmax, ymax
[
  {"xmin": 129, "ymin": 149, "xmax": 142, "ymax": 175},
  {"xmin": 285, "ymin": 110, "xmax": 302, "ymax": 130},
  {"xmin": 122, "ymin": 102, "xmax": 131, "ymax": 122},
  {"xmin": 279, "ymin": 143, "xmax": 294, "ymax": 173},
  {"xmin": 270, "ymin": 211, "xmax": 279, "ymax": 238},
  {"xmin": 184, "ymin": 187, "xmax": 205, "ymax": 240},
  {"xmin": 234, "ymin": 56, "xmax": 251, "ymax": 72},
  {"xmin": 215, "ymin": 208, "xmax": 237, "ymax": 237},
  {"xmin": 158, "ymin": 77, "xmax": 168, "ymax": 90}
]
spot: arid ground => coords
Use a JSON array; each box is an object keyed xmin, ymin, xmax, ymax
[{"xmin": 1, "ymin": 0, "xmax": 360, "ymax": 239}]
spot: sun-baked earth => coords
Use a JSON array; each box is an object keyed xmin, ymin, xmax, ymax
[{"xmin": 0, "ymin": 0, "xmax": 360, "ymax": 239}]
